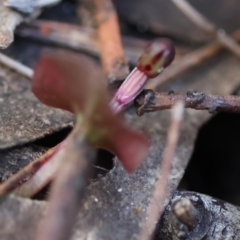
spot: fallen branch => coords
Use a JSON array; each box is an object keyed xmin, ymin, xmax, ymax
[
  {"xmin": 134, "ymin": 90, "xmax": 240, "ymax": 116},
  {"xmin": 170, "ymin": 0, "xmax": 240, "ymax": 58},
  {"xmin": 140, "ymin": 102, "xmax": 184, "ymax": 240},
  {"xmin": 93, "ymin": 0, "xmax": 129, "ymax": 84},
  {"xmin": 146, "ymin": 30, "xmax": 240, "ymax": 90}
]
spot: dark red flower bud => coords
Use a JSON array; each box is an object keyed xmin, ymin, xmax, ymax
[{"xmin": 137, "ymin": 38, "xmax": 175, "ymax": 78}]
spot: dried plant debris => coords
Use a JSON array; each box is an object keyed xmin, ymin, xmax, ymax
[
  {"xmin": 0, "ymin": 0, "xmax": 62, "ymax": 49},
  {"xmin": 5, "ymin": 0, "xmax": 62, "ymax": 14},
  {"xmin": 0, "ymin": 144, "xmax": 47, "ymax": 183},
  {"xmin": 113, "ymin": 0, "xmax": 240, "ymax": 43},
  {"xmin": 0, "ymin": 0, "xmax": 23, "ymax": 49},
  {"xmin": 155, "ymin": 190, "xmax": 240, "ymax": 240},
  {"xmin": 0, "ymin": 65, "xmax": 74, "ymax": 149}
]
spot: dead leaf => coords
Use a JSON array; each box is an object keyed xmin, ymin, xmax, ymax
[{"xmin": 0, "ymin": 65, "xmax": 74, "ymax": 149}]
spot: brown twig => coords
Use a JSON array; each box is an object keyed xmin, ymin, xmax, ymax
[
  {"xmin": 36, "ymin": 135, "xmax": 95, "ymax": 240},
  {"xmin": 146, "ymin": 30, "xmax": 240, "ymax": 90},
  {"xmin": 0, "ymin": 146, "xmax": 56, "ymax": 197},
  {"xmin": 170, "ymin": 0, "xmax": 240, "ymax": 58},
  {"xmin": 140, "ymin": 102, "xmax": 184, "ymax": 240},
  {"xmin": 93, "ymin": 0, "xmax": 129, "ymax": 84},
  {"xmin": 134, "ymin": 90, "xmax": 240, "ymax": 116}
]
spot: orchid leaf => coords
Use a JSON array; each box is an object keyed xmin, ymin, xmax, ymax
[{"xmin": 32, "ymin": 50, "xmax": 149, "ymax": 172}]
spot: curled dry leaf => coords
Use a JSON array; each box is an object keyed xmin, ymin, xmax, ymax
[{"xmin": 32, "ymin": 50, "xmax": 149, "ymax": 172}]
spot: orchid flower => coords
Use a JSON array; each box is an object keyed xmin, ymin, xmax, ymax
[
  {"xmin": 110, "ymin": 38, "xmax": 175, "ymax": 113},
  {"xmin": 31, "ymin": 38, "xmax": 175, "ymax": 173},
  {"xmin": 32, "ymin": 49, "xmax": 149, "ymax": 173}
]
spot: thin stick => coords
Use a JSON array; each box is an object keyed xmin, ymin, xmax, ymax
[
  {"xmin": 146, "ymin": 30, "xmax": 240, "ymax": 90},
  {"xmin": 93, "ymin": 0, "xmax": 129, "ymax": 84},
  {"xmin": 36, "ymin": 135, "xmax": 95, "ymax": 240},
  {"xmin": 170, "ymin": 0, "xmax": 240, "ymax": 58},
  {"xmin": 0, "ymin": 52, "xmax": 33, "ymax": 78},
  {"xmin": 134, "ymin": 90, "xmax": 240, "ymax": 116},
  {"xmin": 0, "ymin": 146, "xmax": 56, "ymax": 197},
  {"xmin": 139, "ymin": 102, "xmax": 184, "ymax": 240}
]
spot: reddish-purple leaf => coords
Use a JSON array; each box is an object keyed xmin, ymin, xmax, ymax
[{"xmin": 32, "ymin": 50, "xmax": 149, "ymax": 172}]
